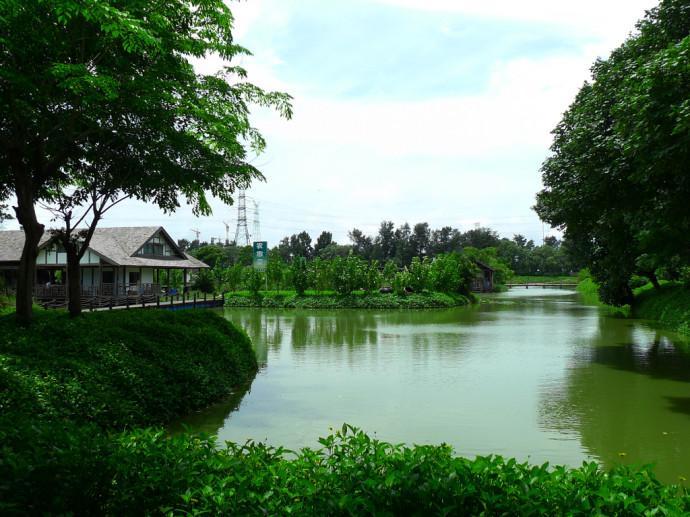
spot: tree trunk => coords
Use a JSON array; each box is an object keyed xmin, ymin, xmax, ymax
[
  {"xmin": 13, "ymin": 179, "xmax": 44, "ymax": 325},
  {"xmin": 65, "ymin": 243, "xmax": 82, "ymax": 317}
]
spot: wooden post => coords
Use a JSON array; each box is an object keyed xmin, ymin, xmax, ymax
[
  {"xmin": 109, "ymin": 297, "xmax": 113, "ymax": 310},
  {"xmin": 193, "ymin": 293, "xmax": 197, "ymax": 309},
  {"xmin": 156, "ymin": 295, "xmax": 160, "ymax": 308},
  {"xmin": 166, "ymin": 269, "xmax": 171, "ymax": 300}
]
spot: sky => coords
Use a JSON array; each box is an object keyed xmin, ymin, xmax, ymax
[{"xmin": 6, "ymin": 0, "xmax": 659, "ymax": 246}]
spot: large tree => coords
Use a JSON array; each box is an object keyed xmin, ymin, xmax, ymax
[
  {"xmin": 0, "ymin": 0, "xmax": 292, "ymax": 322},
  {"xmin": 536, "ymin": 0, "xmax": 690, "ymax": 304}
]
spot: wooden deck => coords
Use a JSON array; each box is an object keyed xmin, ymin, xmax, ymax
[{"xmin": 39, "ymin": 293, "xmax": 225, "ymax": 311}]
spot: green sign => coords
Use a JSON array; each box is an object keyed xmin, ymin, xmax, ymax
[{"xmin": 253, "ymin": 241, "xmax": 268, "ymax": 271}]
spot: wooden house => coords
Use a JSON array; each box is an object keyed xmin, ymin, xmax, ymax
[
  {"xmin": 0, "ymin": 226, "xmax": 208, "ymax": 301},
  {"xmin": 471, "ymin": 260, "xmax": 495, "ymax": 292}
]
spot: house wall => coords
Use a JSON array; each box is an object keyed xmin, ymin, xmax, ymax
[{"xmin": 37, "ymin": 248, "xmax": 101, "ymax": 266}]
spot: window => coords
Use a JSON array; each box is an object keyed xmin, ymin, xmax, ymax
[
  {"xmin": 136, "ymin": 232, "xmax": 176, "ymax": 257},
  {"xmin": 102, "ymin": 271, "xmax": 114, "ymax": 284},
  {"xmin": 129, "ymin": 272, "xmax": 140, "ymax": 284}
]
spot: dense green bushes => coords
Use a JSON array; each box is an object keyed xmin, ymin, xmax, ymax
[
  {"xmin": 225, "ymin": 291, "xmax": 470, "ymax": 309},
  {"xmin": 205, "ymin": 251, "xmax": 499, "ymax": 295},
  {"xmin": 2, "ymin": 424, "xmax": 687, "ymax": 515},
  {"xmin": 0, "ymin": 310, "xmax": 257, "ymax": 428},
  {"xmin": 634, "ymin": 284, "xmax": 690, "ymax": 336}
]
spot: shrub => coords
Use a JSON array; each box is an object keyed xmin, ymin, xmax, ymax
[
  {"xmin": 1, "ymin": 424, "xmax": 687, "ymax": 515},
  {"xmin": 243, "ymin": 267, "xmax": 264, "ymax": 298},
  {"xmin": 408, "ymin": 257, "xmax": 431, "ymax": 292},
  {"xmin": 0, "ymin": 310, "xmax": 257, "ymax": 428},
  {"xmin": 192, "ymin": 269, "xmax": 216, "ymax": 293},
  {"xmin": 291, "ymin": 256, "xmax": 309, "ymax": 295},
  {"xmin": 392, "ymin": 269, "xmax": 410, "ymax": 296}
]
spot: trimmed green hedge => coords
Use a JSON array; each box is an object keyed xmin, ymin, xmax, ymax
[
  {"xmin": 225, "ymin": 291, "xmax": 471, "ymax": 309},
  {"xmin": 0, "ymin": 310, "xmax": 257, "ymax": 428},
  {"xmin": 634, "ymin": 284, "xmax": 690, "ymax": 336},
  {"xmin": 1, "ymin": 423, "xmax": 687, "ymax": 515}
]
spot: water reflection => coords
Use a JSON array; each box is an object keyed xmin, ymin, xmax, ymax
[
  {"xmin": 540, "ymin": 315, "xmax": 690, "ymax": 484},
  {"xmin": 172, "ymin": 290, "xmax": 690, "ymax": 484}
]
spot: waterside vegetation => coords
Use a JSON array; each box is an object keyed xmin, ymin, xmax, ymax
[
  {"xmin": 3, "ymin": 423, "xmax": 688, "ymax": 515},
  {"xmin": 224, "ymin": 291, "xmax": 471, "ymax": 309},
  {"xmin": 0, "ymin": 310, "xmax": 257, "ymax": 428}
]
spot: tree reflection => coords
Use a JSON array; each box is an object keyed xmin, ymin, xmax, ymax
[{"xmin": 540, "ymin": 315, "xmax": 690, "ymax": 484}]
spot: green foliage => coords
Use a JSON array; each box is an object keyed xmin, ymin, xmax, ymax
[
  {"xmin": 407, "ymin": 257, "xmax": 431, "ymax": 292},
  {"xmin": 329, "ymin": 255, "xmax": 366, "ymax": 296},
  {"xmin": 266, "ymin": 257, "xmax": 285, "ymax": 291},
  {"xmin": 224, "ymin": 291, "xmax": 470, "ymax": 309},
  {"xmin": 2, "ymin": 424, "xmax": 687, "ymax": 515},
  {"xmin": 429, "ymin": 252, "xmax": 477, "ymax": 294},
  {"xmin": 290, "ymin": 256, "xmax": 309, "ymax": 296},
  {"xmin": 0, "ymin": 0, "xmax": 292, "ymax": 322},
  {"xmin": 192, "ymin": 246, "xmax": 227, "ymax": 269},
  {"xmin": 308, "ymin": 257, "xmax": 331, "ymax": 293},
  {"xmin": 192, "ymin": 269, "xmax": 216, "ymax": 294},
  {"xmin": 382, "ymin": 260, "xmax": 397, "ymax": 283},
  {"xmin": 224, "ymin": 263, "xmax": 244, "ymax": 292},
  {"xmin": 362, "ymin": 260, "xmax": 382, "ymax": 293},
  {"xmin": 243, "ymin": 267, "xmax": 264, "ymax": 298},
  {"xmin": 634, "ymin": 284, "xmax": 690, "ymax": 336},
  {"xmin": 536, "ymin": 1, "xmax": 690, "ymax": 305},
  {"xmin": 392, "ymin": 269, "xmax": 411, "ymax": 296},
  {"xmin": 463, "ymin": 247, "xmax": 512, "ymax": 286},
  {"xmin": 0, "ymin": 310, "xmax": 257, "ymax": 428}
]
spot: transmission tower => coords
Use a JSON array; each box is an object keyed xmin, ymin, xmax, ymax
[
  {"xmin": 251, "ymin": 200, "xmax": 261, "ymax": 242},
  {"xmin": 233, "ymin": 189, "xmax": 251, "ymax": 246}
]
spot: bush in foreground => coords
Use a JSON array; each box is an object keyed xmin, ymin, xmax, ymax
[
  {"xmin": 0, "ymin": 310, "xmax": 257, "ymax": 428},
  {"xmin": 1, "ymin": 423, "xmax": 687, "ymax": 515}
]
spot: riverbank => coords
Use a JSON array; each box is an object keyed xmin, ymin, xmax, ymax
[
  {"xmin": 0, "ymin": 310, "xmax": 257, "ymax": 428},
  {"xmin": 633, "ymin": 284, "xmax": 690, "ymax": 336},
  {"xmin": 576, "ymin": 276, "xmax": 690, "ymax": 333},
  {"xmin": 225, "ymin": 290, "xmax": 472, "ymax": 309}
]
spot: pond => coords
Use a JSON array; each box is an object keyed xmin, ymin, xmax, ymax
[{"xmin": 173, "ymin": 289, "xmax": 690, "ymax": 484}]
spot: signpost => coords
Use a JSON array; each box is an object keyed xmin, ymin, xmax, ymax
[{"xmin": 252, "ymin": 241, "xmax": 268, "ymax": 272}]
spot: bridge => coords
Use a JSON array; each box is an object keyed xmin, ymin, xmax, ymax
[{"xmin": 506, "ymin": 283, "xmax": 578, "ymax": 289}]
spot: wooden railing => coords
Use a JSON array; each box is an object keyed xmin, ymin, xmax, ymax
[{"xmin": 34, "ymin": 283, "xmax": 161, "ymax": 299}]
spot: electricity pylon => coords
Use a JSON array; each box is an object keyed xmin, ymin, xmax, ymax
[{"xmin": 233, "ymin": 190, "xmax": 250, "ymax": 246}]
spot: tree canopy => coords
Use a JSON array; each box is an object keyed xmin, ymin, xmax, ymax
[
  {"xmin": 0, "ymin": 0, "xmax": 292, "ymax": 321},
  {"xmin": 535, "ymin": 0, "xmax": 690, "ymax": 304}
]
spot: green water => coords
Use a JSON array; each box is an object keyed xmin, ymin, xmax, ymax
[{"xmin": 175, "ymin": 289, "xmax": 690, "ymax": 484}]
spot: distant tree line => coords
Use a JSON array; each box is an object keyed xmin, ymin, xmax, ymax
[{"xmin": 185, "ymin": 221, "xmax": 577, "ymax": 278}]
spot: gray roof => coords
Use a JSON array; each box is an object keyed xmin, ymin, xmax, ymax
[{"xmin": 0, "ymin": 226, "xmax": 208, "ymax": 269}]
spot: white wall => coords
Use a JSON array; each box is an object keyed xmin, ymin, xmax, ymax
[{"xmin": 37, "ymin": 248, "xmax": 101, "ymax": 265}]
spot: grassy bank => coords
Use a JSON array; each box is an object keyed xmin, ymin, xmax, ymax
[
  {"xmin": 0, "ymin": 310, "xmax": 257, "ymax": 428},
  {"xmin": 633, "ymin": 284, "xmax": 690, "ymax": 336},
  {"xmin": 225, "ymin": 290, "xmax": 471, "ymax": 309}
]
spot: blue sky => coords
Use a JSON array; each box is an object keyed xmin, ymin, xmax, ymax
[{"xmin": 9, "ymin": 0, "xmax": 659, "ymax": 246}]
